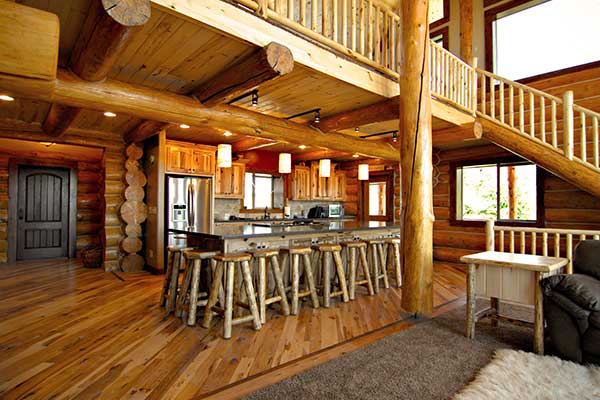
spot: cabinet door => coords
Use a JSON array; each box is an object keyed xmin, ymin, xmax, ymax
[
  {"xmin": 192, "ymin": 149, "xmax": 215, "ymax": 175},
  {"xmin": 292, "ymin": 167, "xmax": 310, "ymax": 200},
  {"xmin": 216, "ymin": 167, "xmax": 232, "ymax": 196},
  {"xmin": 334, "ymin": 171, "xmax": 346, "ymax": 201},
  {"xmin": 166, "ymin": 145, "xmax": 191, "ymax": 173},
  {"xmin": 230, "ymin": 163, "xmax": 245, "ymax": 198}
]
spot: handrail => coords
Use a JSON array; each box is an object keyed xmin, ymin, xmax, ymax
[
  {"xmin": 430, "ymin": 41, "xmax": 476, "ymax": 113},
  {"xmin": 485, "ymin": 220, "xmax": 600, "ymax": 274}
]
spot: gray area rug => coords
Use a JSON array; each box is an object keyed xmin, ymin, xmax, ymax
[{"xmin": 245, "ymin": 301, "xmax": 534, "ymax": 400}]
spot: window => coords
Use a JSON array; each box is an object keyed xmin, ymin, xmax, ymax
[
  {"xmin": 429, "ymin": 0, "xmax": 449, "ymax": 29},
  {"xmin": 243, "ymin": 173, "xmax": 284, "ymax": 210},
  {"xmin": 455, "ymin": 162, "xmax": 539, "ymax": 222},
  {"xmin": 430, "ymin": 26, "xmax": 449, "ymax": 50},
  {"xmin": 486, "ymin": 0, "xmax": 600, "ymax": 79},
  {"xmin": 369, "ymin": 182, "xmax": 387, "ymax": 217}
]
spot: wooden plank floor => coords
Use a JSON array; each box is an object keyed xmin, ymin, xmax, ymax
[{"xmin": 0, "ymin": 259, "xmax": 466, "ymax": 399}]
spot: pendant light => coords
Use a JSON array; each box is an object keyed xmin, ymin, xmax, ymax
[
  {"xmin": 278, "ymin": 153, "xmax": 292, "ymax": 174},
  {"xmin": 358, "ymin": 164, "xmax": 369, "ymax": 180},
  {"xmin": 319, "ymin": 158, "xmax": 331, "ymax": 178},
  {"xmin": 217, "ymin": 144, "xmax": 232, "ymax": 168}
]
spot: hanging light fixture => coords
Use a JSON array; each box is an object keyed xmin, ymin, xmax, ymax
[
  {"xmin": 319, "ymin": 158, "xmax": 331, "ymax": 178},
  {"xmin": 358, "ymin": 164, "xmax": 369, "ymax": 180},
  {"xmin": 217, "ymin": 144, "xmax": 232, "ymax": 168},
  {"xmin": 278, "ymin": 153, "xmax": 292, "ymax": 174}
]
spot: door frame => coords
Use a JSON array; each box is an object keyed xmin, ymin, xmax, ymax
[
  {"xmin": 360, "ymin": 170, "xmax": 394, "ymax": 222},
  {"xmin": 8, "ymin": 159, "xmax": 78, "ymax": 263}
]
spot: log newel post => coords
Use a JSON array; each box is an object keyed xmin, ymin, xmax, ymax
[
  {"xmin": 485, "ymin": 220, "xmax": 495, "ymax": 251},
  {"xmin": 459, "ymin": 0, "xmax": 473, "ymax": 63},
  {"xmin": 563, "ymin": 90, "xmax": 574, "ymax": 160},
  {"xmin": 399, "ymin": 0, "xmax": 434, "ymax": 315}
]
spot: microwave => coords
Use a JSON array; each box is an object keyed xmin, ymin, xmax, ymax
[{"xmin": 328, "ymin": 204, "xmax": 344, "ymax": 218}]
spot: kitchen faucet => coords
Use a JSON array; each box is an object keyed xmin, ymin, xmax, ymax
[{"xmin": 263, "ymin": 207, "xmax": 270, "ymax": 220}]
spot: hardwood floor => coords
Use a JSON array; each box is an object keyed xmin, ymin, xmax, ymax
[{"xmin": 0, "ymin": 259, "xmax": 466, "ymax": 399}]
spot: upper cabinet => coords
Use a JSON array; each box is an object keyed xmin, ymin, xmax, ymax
[
  {"xmin": 165, "ymin": 140, "xmax": 215, "ymax": 175},
  {"xmin": 310, "ymin": 161, "xmax": 332, "ymax": 200},
  {"xmin": 332, "ymin": 169, "xmax": 347, "ymax": 201},
  {"xmin": 290, "ymin": 165, "xmax": 311, "ymax": 200},
  {"xmin": 215, "ymin": 161, "xmax": 245, "ymax": 198}
]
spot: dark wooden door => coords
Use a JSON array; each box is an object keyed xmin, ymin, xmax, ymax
[{"xmin": 17, "ymin": 166, "xmax": 70, "ymax": 260}]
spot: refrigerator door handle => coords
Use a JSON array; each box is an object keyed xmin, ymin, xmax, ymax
[{"xmin": 187, "ymin": 182, "xmax": 195, "ymax": 228}]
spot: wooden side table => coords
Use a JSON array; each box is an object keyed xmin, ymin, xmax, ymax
[{"xmin": 460, "ymin": 251, "xmax": 568, "ymax": 355}]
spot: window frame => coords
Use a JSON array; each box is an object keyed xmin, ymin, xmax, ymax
[
  {"xmin": 241, "ymin": 172, "xmax": 283, "ymax": 213},
  {"xmin": 430, "ymin": 26, "xmax": 449, "ymax": 50},
  {"xmin": 429, "ymin": 0, "xmax": 450, "ymax": 30},
  {"xmin": 449, "ymin": 157, "xmax": 545, "ymax": 228}
]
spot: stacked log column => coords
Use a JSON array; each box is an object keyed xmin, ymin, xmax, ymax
[{"xmin": 119, "ymin": 143, "xmax": 147, "ymax": 272}]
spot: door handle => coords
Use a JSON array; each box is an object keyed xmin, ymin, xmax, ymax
[{"xmin": 18, "ymin": 208, "xmax": 24, "ymax": 220}]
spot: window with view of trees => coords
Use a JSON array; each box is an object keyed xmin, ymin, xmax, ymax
[
  {"xmin": 243, "ymin": 173, "xmax": 284, "ymax": 210},
  {"xmin": 455, "ymin": 162, "xmax": 538, "ymax": 222}
]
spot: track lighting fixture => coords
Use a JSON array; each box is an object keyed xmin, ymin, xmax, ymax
[
  {"xmin": 392, "ymin": 131, "xmax": 398, "ymax": 142},
  {"xmin": 251, "ymin": 91, "xmax": 258, "ymax": 106}
]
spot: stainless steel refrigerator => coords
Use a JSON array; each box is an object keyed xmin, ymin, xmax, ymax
[{"xmin": 166, "ymin": 175, "xmax": 213, "ymax": 246}]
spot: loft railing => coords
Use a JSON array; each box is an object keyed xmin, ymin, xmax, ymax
[
  {"xmin": 485, "ymin": 221, "xmax": 600, "ymax": 274},
  {"xmin": 430, "ymin": 41, "xmax": 476, "ymax": 112},
  {"xmin": 475, "ymin": 69, "xmax": 600, "ymax": 174},
  {"xmin": 235, "ymin": 0, "xmax": 401, "ymax": 76}
]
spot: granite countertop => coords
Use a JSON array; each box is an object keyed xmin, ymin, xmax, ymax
[
  {"xmin": 170, "ymin": 221, "xmax": 400, "ymax": 240},
  {"xmin": 214, "ymin": 216, "xmax": 356, "ymax": 223}
]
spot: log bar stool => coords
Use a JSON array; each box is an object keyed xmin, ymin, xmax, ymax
[
  {"xmin": 367, "ymin": 239, "xmax": 390, "ymax": 293},
  {"xmin": 384, "ymin": 238, "xmax": 402, "ymax": 288},
  {"xmin": 161, "ymin": 246, "xmax": 193, "ymax": 314},
  {"xmin": 313, "ymin": 244, "xmax": 349, "ymax": 308},
  {"xmin": 342, "ymin": 241, "xmax": 374, "ymax": 299},
  {"xmin": 282, "ymin": 246, "xmax": 320, "ymax": 314},
  {"xmin": 253, "ymin": 249, "xmax": 290, "ymax": 324},
  {"xmin": 176, "ymin": 250, "xmax": 220, "ymax": 326},
  {"xmin": 202, "ymin": 253, "xmax": 261, "ymax": 339}
]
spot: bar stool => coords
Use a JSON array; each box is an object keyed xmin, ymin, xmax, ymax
[
  {"xmin": 313, "ymin": 244, "xmax": 349, "ymax": 308},
  {"xmin": 252, "ymin": 249, "xmax": 290, "ymax": 323},
  {"xmin": 202, "ymin": 253, "xmax": 261, "ymax": 339},
  {"xmin": 342, "ymin": 241, "xmax": 374, "ymax": 299},
  {"xmin": 281, "ymin": 246, "xmax": 320, "ymax": 314},
  {"xmin": 367, "ymin": 239, "xmax": 389, "ymax": 293},
  {"xmin": 384, "ymin": 237, "xmax": 402, "ymax": 288},
  {"xmin": 160, "ymin": 246, "xmax": 193, "ymax": 314},
  {"xmin": 176, "ymin": 250, "xmax": 220, "ymax": 325}
]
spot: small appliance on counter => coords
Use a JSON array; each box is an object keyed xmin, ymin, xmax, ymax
[
  {"xmin": 307, "ymin": 205, "xmax": 326, "ymax": 219},
  {"xmin": 328, "ymin": 204, "xmax": 344, "ymax": 218}
]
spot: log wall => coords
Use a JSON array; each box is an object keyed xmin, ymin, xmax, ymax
[{"xmin": 0, "ymin": 130, "xmax": 126, "ymax": 271}]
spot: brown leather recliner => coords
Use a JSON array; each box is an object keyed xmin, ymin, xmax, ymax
[{"xmin": 541, "ymin": 240, "xmax": 600, "ymax": 364}]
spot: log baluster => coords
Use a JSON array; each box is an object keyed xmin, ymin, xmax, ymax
[
  {"xmin": 529, "ymin": 92, "xmax": 535, "ymax": 138},
  {"xmin": 593, "ymin": 116, "xmax": 599, "ymax": 168},
  {"xmin": 580, "ymin": 111, "xmax": 587, "ymax": 162},
  {"xmin": 532, "ymin": 232, "xmax": 537, "ymax": 255},
  {"xmin": 542, "ymin": 232, "xmax": 548, "ymax": 256},
  {"xmin": 552, "ymin": 99, "xmax": 558, "ymax": 147},
  {"xmin": 554, "ymin": 233, "xmax": 560, "ymax": 257},
  {"xmin": 564, "ymin": 90, "xmax": 574, "ymax": 160},
  {"xmin": 566, "ymin": 233, "xmax": 573, "ymax": 274},
  {"xmin": 540, "ymin": 96, "xmax": 546, "ymax": 143},
  {"xmin": 519, "ymin": 88, "xmax": 525, "ymax": 133}
]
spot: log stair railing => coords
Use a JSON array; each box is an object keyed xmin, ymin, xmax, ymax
[{"xmin": 485, "ymin": 221, "xmax": 600, "ymax": 275}]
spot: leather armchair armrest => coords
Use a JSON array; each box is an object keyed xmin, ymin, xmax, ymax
[{"xmin": 542, "ymin": 274, "xmax": 600, "ymax": 312}]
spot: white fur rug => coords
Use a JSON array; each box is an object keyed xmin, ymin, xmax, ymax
[{"xmin": 454, "ymin": 349, "xmax": 600, "ymax": 400}]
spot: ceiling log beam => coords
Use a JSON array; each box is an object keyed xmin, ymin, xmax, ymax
[
  {"xmin": 232, "ymin": 137, "xmax": 278, "ymax": 152},
  {"xmin": 0, "ymin": 70, "xmax": 400, "ymax": 161},
  {"xmin": 42, "ymin": 0, "xmax": 151, "ymax": 137},
  {"xmin": 194, "ymin": 42, "xmax": 293, "ymax": 107},
  {"xmin": 317, "ymin": 96, "xmax": 399, "ymax": 132},
  {"xmin": 293, "ymin": 149, "xmax": 351, "ymax": 162}
]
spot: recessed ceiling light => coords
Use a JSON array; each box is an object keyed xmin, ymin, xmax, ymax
[
  {"xmin": 0, "ymin": 94, "xmax": 14, "ymax": 102},
  {"xmin": 39, "ymin": 142, "xmax": 55, "ymax": 147},
  {"xmin": 223, "ymin": 131, "xmax": 233, "ymax": 137},
  {"xmin": 180, "ymin": 124, "xmax": 190, "ymax": 129},
  {"xmin": 299, "ymin": 144, "xmax": 307, "ymax": 149},
  {"xmin": 352, "ymin": 154, "xmax": 359, "ymax": 158},
  {"xmin": 103, "ymin": 111, "xmax": 117, "ymax": 117}
]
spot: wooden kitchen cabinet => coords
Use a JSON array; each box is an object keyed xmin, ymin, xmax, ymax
[
  {"xmin": 290, "ymin": 165, "xmax": 311, "ymax": 200},
  {"xmin": 332, "ymin": 169, "xmax": 347, "ymax": 201},
  {"xmin": 215, "ymin": 161, "xmax": 245, "ymax": 198},
  {"xmin": 310, "ymin": 161, "xmax": 336, "ymax": 200},
  {"xmin": 165, "ymin": 140, "xmax": 215, "ymax": 175}
]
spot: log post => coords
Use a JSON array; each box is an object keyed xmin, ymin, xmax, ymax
[
  {"xmin": 563, "ymin": 90, "xmax": 574, "ymax": 160},
  {"xmin": 43, "ymin": 0, "xmax": 151, "ymax": 137},
  {"xmin": 485, "ymin": 220, "xmax": 495, "ymax": 251},
  {"xmin": 399, "ymin": 0, "xmax": 434, "ymax": 315},
  {"xmin": 460, "ymin": 0, "xmax": 473, "ymax": 63},
  {"xmin": 508, "ymin": 165, "xmax": 516, "ymax": 219}
]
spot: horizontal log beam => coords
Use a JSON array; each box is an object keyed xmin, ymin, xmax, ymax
[
  {"xmin": 0, "ymin": 70, "xmax": 400, "ymax": 161},
  {"xmin": 125, "ymin": 120, "xmax": 170, "ymax": 143},
  {"xmin": 194, "ymin": 42, "xmax": 293, "ymax": 107},
  {"xmin": 317, "ymin": 96, "xmax": 398, "ymax": 132},
  {"xmin": 232, "ymin": 137, "xmax": 277, "ymax": 152},
  {"xmin": 293, "ymin": 149, "xmax": 350, "ymax": 162},
  {"xmin": 43, "ymin": 0, "xmax": 151, "ymax": 138},
  {"xmin": 476, "ymin": 117, "xmax": 600, "ymax": 199}
]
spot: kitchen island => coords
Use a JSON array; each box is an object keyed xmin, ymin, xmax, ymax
[{"xmin": 170, "ymin": 221, "xmax": 400, "ymax": 253}]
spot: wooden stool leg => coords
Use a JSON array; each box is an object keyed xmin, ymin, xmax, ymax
[
  {"xmin": 234, "ymin": 263, "xmax": 243, "ymax": 318},
  {"xmin": 302, "ymin": 254, "xmax": 320, "ymax": 308},
  {"xmin": 241, "ymin": 260, "xmax": 262, "ymax": 331},
  {"xmin": 258, "ymin": 256, "xmax": 267, "ymax": 324},
  {"xmin": 491, "ymin": 297, "xmax": 499, "ymax": 327},
  {"xmin": 187, "ymin": 260, "xmax": 202, "ymax": 326},
  {"xmin": 359, "ymin": 247, "xmax": 374, "ymax": 295},
  {"xmin": 393, "ymin": 243, "xmax": 402, "ymax": 288},
  {"xmin": 161, "ymin": 250, "xmax": 175, "ymax": 306},
  {"xmin": 291, "ymin": 254, "xmax": 300, "ymax": 315},
  {"xmin": 348, "ymin": 247, "xmax": 357, "ymax": 300},
  {"xmin": 322, "ymin": 252, "xmax": 331, "ymax": 308},
  {"xmin": 167, "ymin": 252, "xmax": 183, "ymax": 313},
  {"xmin": 224, "ymin": 262, "xmax": 235, "ymax": 339},
  {"xmin": 176, "ymin": 261, "xmax": 193, "ymax": 318},
  {"xmin": 371, "ymin": 244, "xmax": 380, "ymax": 293},
  {"xmin": 333, "ymin": 251, "xmax": 349, "ymax": 302},
  {"xmin": 270, "ymin": 255, "xmax": 290, "ymax": 316},
  {"xmin": 202, "ymin": 260, "xmax": 224, "ymax": 329},
  {"xmin": 378, "ymin": 243, "xmax": 390, "ymax": 289}
]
